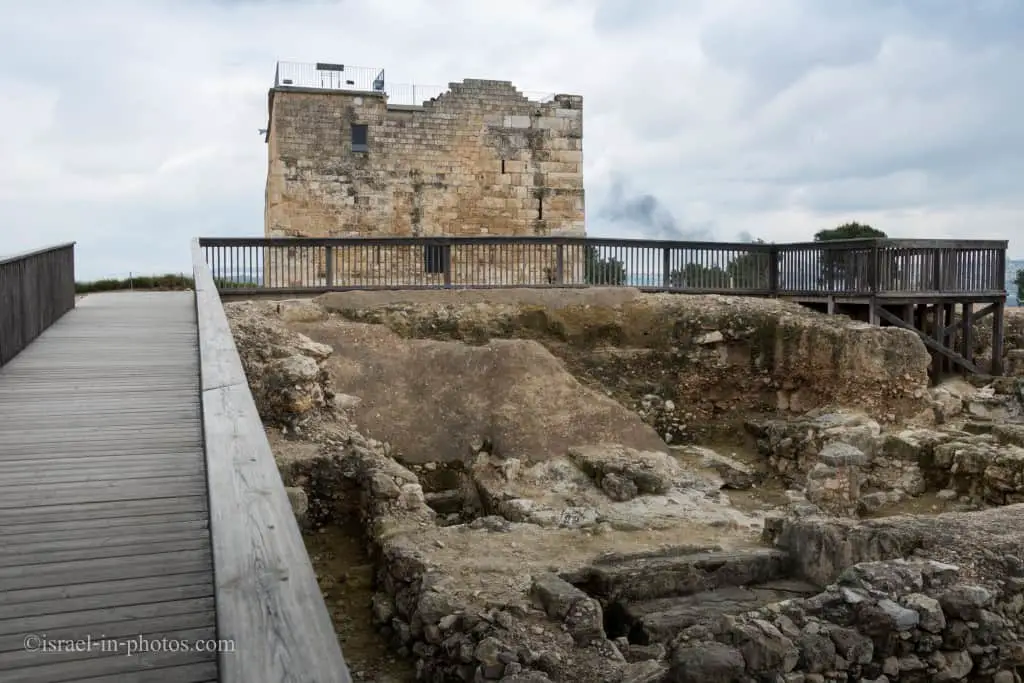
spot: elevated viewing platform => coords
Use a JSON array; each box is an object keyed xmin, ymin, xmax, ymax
[{"xmin": 198, "ymin": 235, "xmax": 1009, "ymax": 379}]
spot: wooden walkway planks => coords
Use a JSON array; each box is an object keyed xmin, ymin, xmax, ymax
[{"xmin": 0, "ymin": 292, "xmax": 219, "ymax": 683}]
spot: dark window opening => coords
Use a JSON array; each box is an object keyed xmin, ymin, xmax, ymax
[
  {"xmin": 424, "ymin": 244, "xmax": 449, "ymax": 274},
  {"xmin": 501, "ymin": 159, "xmax": 506, "ymax": 174},
  {"xmin": 351, "ymin": 124, "xmax": 369, "ymax": 152},
  {"xmin": 538, "ymin": 197, "xmax": 543, "ymax": 220}
]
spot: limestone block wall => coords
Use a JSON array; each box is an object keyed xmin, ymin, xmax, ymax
[{"xmin": 264, "ymin": 79, "xmax": 585, "ymax": 288}]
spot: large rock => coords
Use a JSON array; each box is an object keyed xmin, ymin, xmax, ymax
[
  {"xmin": 667, "ymin": 642, "xmax": 745, "ymax": 682},
  {"xmin": 567, "ymin": 444, "xmax": 679, "ymax": 499},
  {"xmin": 771, "ymin": 504, "xmax": 1024, "ymax": 588},
  {"xmin": 284, "ymin": 320, "xmax": 668, "ymax": 464}
]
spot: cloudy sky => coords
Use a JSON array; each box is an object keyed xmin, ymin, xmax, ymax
[{"xmin": 2, "ymin": 0, "xmax": 1021, "ymax": 280}]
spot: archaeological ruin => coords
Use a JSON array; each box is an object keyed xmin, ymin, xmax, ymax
[
  {"xmin": 206, "ymin": 58, "xmax": 1024, "ymax": 683},
  {"xmin": 220, "ymin": 281, "xmax": 1024, "ymax": 683},
  {"xmin": 262, "ymin": 62, "xmax": 585, "ymax": 288}
]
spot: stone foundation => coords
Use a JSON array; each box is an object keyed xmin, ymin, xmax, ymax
[{"xmin": 746, "ymin": 378, "xmax": 1024, "ymax": 516}]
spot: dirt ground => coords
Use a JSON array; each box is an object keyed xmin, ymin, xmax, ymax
[{"xmin": 305, "ymin": 524, "xmax": 417, "ymax": 682}]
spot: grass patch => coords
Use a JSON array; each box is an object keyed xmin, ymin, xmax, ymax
[{"xmin": 75, "ymin": 274, "xmax": 254, "ymax": 294}]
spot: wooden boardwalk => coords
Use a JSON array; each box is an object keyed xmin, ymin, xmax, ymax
[{"xmin": 0, "ymin": 292, "xmax": 219, "ymax": 683}]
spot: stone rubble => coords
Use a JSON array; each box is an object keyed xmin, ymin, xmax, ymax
[
  {"xmin": 281, "ymin": 413, "xmax": 1024, "ymax": 682},
  {"xmin": 746, "ymin": 378, "xmax": 1024, "ymax": 515},
  {"xmin": 225, "ymin": 300, "xmax": 335, "ymax": 431}
]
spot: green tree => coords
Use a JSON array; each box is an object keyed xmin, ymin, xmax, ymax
[
  {"xmin": 666, "ymin": 238, "xmax": 772, "ymax": 290},
  {"xmin": 667, "ymin": 263, "xmax": 730, "ymax": 288},
  {"xmin": 1015, "ymin": 268, "xmax": 1024, "ymax": 303},
  {"xmin": 583, "ymin": 245, "xmax": 627, "ymax": 285},
  {"xmin": 727, "ymin": 238, "xmax": 772, "ymax": 290},
  {"xmin": 813, "ymin": 222, "xmax": 888, "ymax": 291},
  {"xmin": 813, "ymin": 222, "xmax": 887, "ymax": 242}
]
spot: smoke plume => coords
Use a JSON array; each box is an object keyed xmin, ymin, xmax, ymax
[{"xmin": 598, "ymin": 180, "xmax": 713, "ymax": 241}]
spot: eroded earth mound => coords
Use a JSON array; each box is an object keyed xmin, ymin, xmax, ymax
[{"xmin": 314, "ymin": 288, "xmax": 934, "ymax": 434}]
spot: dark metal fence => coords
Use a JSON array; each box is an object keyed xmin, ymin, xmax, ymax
[
  {"xmin": 197, "ymin": 236, "xmax": 1008, "ymax": 299},
  {"xmin": 275, "ymin": 61, "xmax": 384, "ymax": 92},
  {"xmin": 0, "ymin": 242, "xmax": 76, "ymax": 367}
]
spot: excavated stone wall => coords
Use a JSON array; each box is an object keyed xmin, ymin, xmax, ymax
[{"xmin": 747, "ymin": 378, "xmax": 1024, "ymax": 517}]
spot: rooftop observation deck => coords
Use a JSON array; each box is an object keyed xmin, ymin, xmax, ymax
[
  {"xmin": 0, "ymin": 243, "xmax": 351, "ymax": 682},
  {"xmin": 271, "ymin": 60, "xmax": 557, "ymax": 106}
]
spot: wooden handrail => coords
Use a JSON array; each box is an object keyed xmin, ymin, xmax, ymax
[
  {"xmin": 0, "ymin": 241, "xmax": 77, "ymax": 266},
  {"xmin": 0, "ymin": 242, "xmax": 76, "ymax": 367},
  {"xmin": 195, "ymin": 236, "xmax": 1009, "ymax": 299},
  {"xmin": 190, "ymin": 238, "xmax": 351, "ymax": 683}
]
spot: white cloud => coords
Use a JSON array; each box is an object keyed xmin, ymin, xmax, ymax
[{"xmin": 1, "ymin": 0, "xmax": 1021, "ymax": 280}]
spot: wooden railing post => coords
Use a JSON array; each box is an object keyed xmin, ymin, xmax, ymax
[
  {"xmin": 442, "ymin": 240, "xmax": 453, "ymax": 288},
  {"xmin": 768, "ymin": 244, "xmax": 779, "ymax": 294},
  {"xmin": 324, "ymin": 246, "xmax": 335, "ymax": 287},
  {"xmin": 868, "ymin": 241, "xmax": 879, "ymax": 293},
  {"xmin": 996, "ymin": 246, "xmax": 1007, "ymax": 292},
  {"xmin": 662, "ymin": 247, "xmax": 672, "ymax": 287}
]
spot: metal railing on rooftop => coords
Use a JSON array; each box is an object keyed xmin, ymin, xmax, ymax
[
  {"xmin": 275, "ymin": 61, "xmax": 384, "ymax": 92},
  {"xmin": 273, "ymin": 61, "xmax": 556, "ymax": 106}
]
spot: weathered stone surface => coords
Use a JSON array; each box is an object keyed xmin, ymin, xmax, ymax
[
  {"xmin": 797, "ymin": 630, "xmax": 836, "ymax": 673},
  {"xmin": 805, "ymin": 462, "xmax": 860, "ymax": 516},
  {"xmin": 285, "ymin": 318, "xmax": 668, "ymax": 464},
  {"xmin": 901, "ymin": 593, "xmax": 945, "ymax": 633},
  {"xmin": 931, "ymin": 649, "xmax": 973, "ymax": 681},
  {"xmin": 624, "ymin": 582, "xmax": 818, "ymax": 644},
  {"xmin": 563, "ymin": 597, "xmax": 604, "ymax": 645},
  {"xmin": 529, "ymin": 573, "xmax": 588, "ymax": 621},
  {"xmin": 316, "ymin": 288, "xmax": 933, "ymax": 429},
  {"xmin": 727, "ymin": 619, "xmax": 799, "ymax": 674},
  {"xmin": 618, "ymin": 660, "xmax": 668, "ymax": 683},
  {"xmin": 571, "ymin": 547, "xmax": 791, "ymax": 603},
  {"xmin": 819, "ymin": 442, "xmax": 869, "ymax": 467},
  {"xmin": 567, "ymin": 444, "xmax": 678, "ymax": 497},
  {"xmin": 667, "ymin": 642, "xmax": 745, "ymax": 682},
  {"xmin": 284, "ymin": 486, "xmax": 309, "ymax": 526},
  {"xmin": 677, "ymin": 445, "xmax": 758, "ymax": 490},
  {"xmin": 224, "ymin": 301, "xmax": 335, "ymax": 428},
  {"xmin": 748, "ymin": 411, "xmax": 883, "ymax": 479},
  {"xmin": 265, "ymin": 82, "xmax": 585, "ymax": 288}
]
